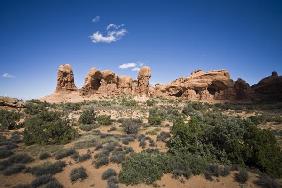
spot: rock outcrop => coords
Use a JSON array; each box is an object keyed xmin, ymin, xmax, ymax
[
  {"xmin": 252, "ymin": 71, "xmax": 282, "ymax": 101},
  {"xmin": 153, "ymin": 69, "xmax": 235, "ymax": 101},
  {"xmin": 44, "ymin": 64, "xmax": 282, "ymax": 103},
  {"xmin": 234, "ymin": 78, "xmax": 251, "ymax": 100},
  {"xmin": 137, "ymin": 66, "xmax": 151, "ymax": 95},
  {"xmin": 56, "ymin": 64, "xmax": 77, "ymax": 92},
  {"xmin": 80, "ymin": 68, "xmax": 102, "ymax": 95},
  {"xmin": 0, "ymin": 97, "xmax": 25, "ymax": 109}
]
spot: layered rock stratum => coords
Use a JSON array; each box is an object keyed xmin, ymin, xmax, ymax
[{"xmin": 42, "ymin": 64, "xmax": 282, "ymax": 103}]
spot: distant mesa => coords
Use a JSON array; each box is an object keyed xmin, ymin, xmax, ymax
[{"xmin": 42, "ymin": 64, "xmax": 282, "ymax": 103}]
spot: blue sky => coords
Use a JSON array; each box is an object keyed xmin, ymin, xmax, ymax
[{"xmin": 0, "ymin": 0, "xmax": 282, "ymax": 99}]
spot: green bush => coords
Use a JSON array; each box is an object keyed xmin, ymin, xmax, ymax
[
  {"xmin": 169, "ymin": 110, "xmax": 282, "ymax": 178},
  {"xmin": 148, "ymin": 108, "xmax": 165, "ymax": 126},
  {"xmin": 39, "ymin": 152, "xmax": 51, "ymax": 160},
  {"xmin": 27, "ymin": 161, "xmax": 66, "ymax": 176},
  {"xmin": 122, "ymin": 119, "xmax": 140, "ymax": 134},
  {"xmin": 96, "ymin": 115, "xmax": 112, "ymax": 125},
  {"xmin": 119, "ymin": 152, "xmax": 169, "ymax": 185},
  {"xmin": 146, "ymin": 99, "xmax": 156, "ymax": 106},
  {"xmin": 31, "ymin": 175, "xmax": 63, "ymax": 188},
  {"xmin": 235, "ymin": 168, "xmax": 248, "ymax": 183},
  {"xmin": 24, "ymin": 100, "xmax": 50, "ymax": 115},
  {"xmin": 24, "ymin": 111, "xmax": 77, "ymax": 145},
  {"xmin": 102, "ymin": 168, "xmax": 117, "ymax": 180},
  {"xmin": 254, "ymin": 174, "xmax": 280, "ymax": 188},
  {"xmin": 0, "ymin": 148, "xmax": 14, "ymax": 159},
  {"xmin": 70, "ymin": 167, "xmax": 88, "ymax": 182},
  {"xmin": 79, "ymin": 109, "xmax": 96, "ymax": 124},
  {"xmin": 79, "ymin": 124, "xmax": 96, "ymax": 131},
  {"xmin": 3, "ymin": 164, "xmax": 25, "ymax": 175},
  {"xmin": 121, "ymin": 98, "xmax": 137, "ymax": 107},
  {"xmin": 0, "ymin": 109, "xmax": 20, "ymax": 130},
  {"xmin": 54, "ymin": 148, "xmax": 77, "ymax": 160}
]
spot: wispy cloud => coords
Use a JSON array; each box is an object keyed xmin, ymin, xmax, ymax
[
  {"xmin": 119, "ymin": 63, "xmax": 137, "ymax": 69},
  {"xmin": 92, "ymin": 16, "xmax": 100, "ymax": 23},
  {"xmin": 2, "ymin": 73, "xmax": 15, "ymax": 79},
  {"xmin": 119, "ymin": 62, "xmax": 144, "ymax": 71},
  {"xmin": 131, "ymin": 67, "xmax": 140, "ymax": 72},
  {"xmin": 90, "ymin": 24, "xmax": 127, "ymax": 43}
]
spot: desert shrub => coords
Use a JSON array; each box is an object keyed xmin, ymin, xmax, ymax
[
  {"xmin": 235, "ymin": 168, "xmax": 248, "ymax": 184},
  {"xmin": 254, "ymin": 174, "xmax": 280, "ymax": 188},
  {"xmin": 31, "ymin": 175, "xmax": 63, "ymax": 188},
  {"xmin": 28, "ymin": 161, "xmax": 66, "ymax": 176},
  {"xmin": 119, "ymin": 152, "xmax": 169, "ymax": 185},
  {"xmin": 24, "ymin": 111, "xmax": 77, "ymax": 145},
  {"xmin": 169, "ymin": 111, "xmax": 282, "ymax": 178},
  {"xmin": 54, "ymin": 148, "xmax": 77, "ymax": 160},
  {"xmin": 3, "ymin": 164, "xmax": 25, "ymax": 175},
  {"xmin": 12, "ymin": 184, "xmax": 31, "ymax": 188},
  {"xmin": 0, "ymin": 140, "xmax": 18, "ymax": 150},
  {"xmin": 10, "ymin": 132, "xmax": 22, "ymax": 143},
  {"xmin": 39, "ymin": 152, "xmax": 51, "ymax": 160},
  {"xmin": 74, "ymin": 139, "xmax": 97, "ymax": 149},
  {"xmin": 167, "ymin": 152, "xmax": 208, "ymax": 177},
  {"xmin": 94, "ymin": 154, "xmax": 109, "ymax": 168},
  {"xmin": 121, "ymin": 135, "xmax": 135, "ymax": 145},
  {"xmin": 148, "ymin": 108, "xmax": 165, "ymax": 126},
  {"xmin": 60, "ymin": 102, "xmax": 81, "ymax": 111},
  {"xmin": 156, "ymin": 131, "xmax": 171, "ymax": 142},
  {"xmin": 102, "ymin": 168, "xmax": 117, "ymax": 180},
  {"xmin": 24, "ymin": 100, "xmax": 50, "ymax": 115},
  {"xmin": 70, "ymin": 167, "xmax": 88, "ymax": 182},
  {"xmin": 122, "ymin": 119, "xmax": 140, "ymax": 134},
  {"xmin": 107, "ymin": 176, "xmax": 119, "ymax": 187},
  {"xmin": 110, "ymin": 150, "xmax": 126, "ymax": 164},
  {"xmin": 97, "ymin": 115, "xmax": 112, "ymax": 125},
  {"xmin": 0, "ymin": 148, "xmax": 14, "ymax": 159},
  {"xmin": 79, "ymin": 124, "xmax": 96, "ymax": 131},
  {"xmin": 121, "ymin": 98, "xmax": 137, "ymax": 107},
  {"xmin": 146, "ymin": 99, "xmax": 156, "ymax": 106},
  {"xmin": 71, "ymin": 153, "xmax": 91, "ymax": 163},
  {"xmin": 0, "ymin": 109, "xmax": 20, "ymax": 130},
  {"xmin": 79, "ymin": 109, "xmax": 96, "ymax": 124},
  {"xmin": 220, "ymin": 166, "xmax": 231, "ymax": 177},
  {"xmin": 8, "ymin": 153, "xmax": 33, "ymax": 164}
]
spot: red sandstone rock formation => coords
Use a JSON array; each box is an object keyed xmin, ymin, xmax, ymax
[
  {"xmin": 46, "ymin": 64, "xmax": 281, "ymax": 103},
  {"xmin": 153, "ymin": 69, "xmax": 235, "ymax": 101},
  {"xmin": 252, "ymin": 71, "xmax": 282, "ymax": 101},
  {"xmin": 137, "ymin": 66, "xmax": 151, "ymax": 95},
  {"xmin": 80, "ymin": 68, "xmax": 102, "ymax": 95},
  {"xmin": 56, "ymin": 64, "xmax": 77, "ymax": 92}
]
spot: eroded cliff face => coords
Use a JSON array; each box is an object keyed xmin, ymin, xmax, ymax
[
  {"xmin": 45, "ymin": 64, "xmax": 281, "ymax": 103},
  {"xmin": 252, "ymin": 71, "xmax": 282, "ymax": 101},
  {"xmin": 153, "ymin": 70, "xmax": 236, "ymax": 101},
  {"xmin": 56, "ymin": 64, "xmax": 77, "ymax": 92}
]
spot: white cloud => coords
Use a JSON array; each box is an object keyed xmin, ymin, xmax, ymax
[
  {"xmin": 92, "ymin": 16, "xmax": 100, "ymax": 23},
  {"xmin": 119, "ymin": 63, "xmax": 137, "ymax": 69},
  {"xmin": 119, "ymin": 62, "xmax": 145, "ymax": 71},
  {"xmin": 2, "ymin": 73, "xmax": 15, "ymax": 78},
  {"xmin": 131, "ymin": 67, "xmax": 140, "ymax": 72},
  {"xmin": 90, "ymin": 24, "xmax": 127, "ymax": 43}
]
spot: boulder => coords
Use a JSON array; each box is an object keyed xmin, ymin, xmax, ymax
[
  {"xmin": 55, "ymin": 64, "xmax": 77, "ymax": 92},
  {"xmin": 0, "ymin": 96, "xmax": 25, "ymax": 108}
]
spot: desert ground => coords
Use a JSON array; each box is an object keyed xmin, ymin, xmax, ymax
[{"xmin": 0, "ymin": 97, "xmax": 282, "ymax": 188}]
